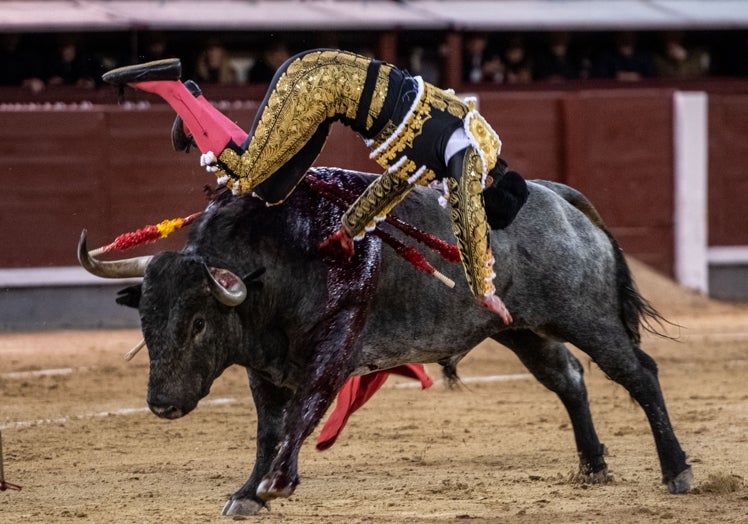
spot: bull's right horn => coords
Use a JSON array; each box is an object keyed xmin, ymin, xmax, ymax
[{"xmin": 78, "ymin": 230, "xmax": 152, "ymax": 279}]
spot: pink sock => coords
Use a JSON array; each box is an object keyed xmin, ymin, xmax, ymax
[{"xmin": 132, "ymin": 80, "xmax": 247, "ymax": 152}]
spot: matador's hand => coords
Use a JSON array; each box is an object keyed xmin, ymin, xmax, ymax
[
  {"xmin": 477, "ymin": 294, "xmax": 513, "ymax": 325},
  {"xmin": 318, "ymin": 227, "xmax": 355, "ymax": 262}
]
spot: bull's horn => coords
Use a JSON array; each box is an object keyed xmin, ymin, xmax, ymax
[
  {"xmin": 206, "ymin": 266, "xmax": 247, "ymax": 307},
  {"xmin": 78, "ymin": 230, "xmax": 152, "ymax": 279}
]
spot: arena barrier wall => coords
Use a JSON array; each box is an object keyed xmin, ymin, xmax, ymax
[{"xmin": 1, "ymin": 87, "xmax": 745, "ymax": 329}]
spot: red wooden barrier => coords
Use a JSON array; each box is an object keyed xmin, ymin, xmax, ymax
[{"xmin": 1, "ymin": 86, "xmax": 744, "ymax": 281}]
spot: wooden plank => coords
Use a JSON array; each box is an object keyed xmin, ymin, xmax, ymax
[
  {"xmin": 708, "ymin": 94, "xmax": 748, "ymax": 246},
  {"xmin": 561, "ymin": 90, "xmax": 675, "ymax": 274}
]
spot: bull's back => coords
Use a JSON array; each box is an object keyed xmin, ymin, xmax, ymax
[
  {"xmin": 354, "ymin": 179, "xmax": 618, "ymax": 369},
  {"xmin": 197, "ymin": 170, "xmax": 618, "ymax": 370}
]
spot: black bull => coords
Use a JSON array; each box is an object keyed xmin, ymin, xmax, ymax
[{"xmin": 78, "ymin": 168, "xmax": 691, "ymax": 516}]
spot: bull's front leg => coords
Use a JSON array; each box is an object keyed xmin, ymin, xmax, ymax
[
  {"xmin": 222, "ymin": 371, "xmax": 295, "ymax": 516},
  {"xmin": 251, "ymin": 239, "xmax": 379, "ymax": 502},
  {"xmin": 256, "ymin": 305, "xmax": 367, "ymax": 501}
]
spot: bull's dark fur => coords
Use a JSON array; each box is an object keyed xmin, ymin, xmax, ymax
[{"xmin": 107, "ymin": 168, "xmax": 691, "ymax": 516}]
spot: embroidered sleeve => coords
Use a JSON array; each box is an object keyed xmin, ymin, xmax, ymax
[
  {"xmin": 341, "ymin": 170, "xmax": 414, "ymax": 240},
  {"xmin": 446, "ymin": 148, "xmax": 496, "ymax": 297}
]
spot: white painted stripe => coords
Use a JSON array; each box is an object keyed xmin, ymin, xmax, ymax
[
  {"xmin": 392, "ymin": 373, "xmax": 534, "ymax": 388},
  {"xmin": 0, "ymin": 374, "xmax": 533, "ymax": 431},
  {"xmin": 1, "ymin": 367, "xmax": 77, "ymax": 379},
  {"xmin": 708, "ymin": 246, "xmax": 748, "ymax": 265},
  {"xmin": 0, "ymin": 266, "xmax": 139, "ymax": 288},
  {"xmin": 0, "ymin": 397, "xmax": 240, "ymax": 431},
  {"xmin": 673, "ymin": 91, "xmax": 708, "ymax": 294}
]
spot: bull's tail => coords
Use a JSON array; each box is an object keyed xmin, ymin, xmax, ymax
[{"xmin": 605, "ymin": 230, "xmax": 670, "ymax": 345}]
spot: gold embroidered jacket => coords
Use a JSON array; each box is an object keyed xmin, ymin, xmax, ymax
[{"xmin": 214, "ymin": 49, "xmax": 502, "ymax": 297}]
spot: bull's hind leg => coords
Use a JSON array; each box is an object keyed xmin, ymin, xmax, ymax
[
  {"xmin": 572, "ymin": 330, "xmax": 691, "ymax": 493},
  {"xmin": 493, "ymin": 330, "xmax": 608, "ymax": 482}
]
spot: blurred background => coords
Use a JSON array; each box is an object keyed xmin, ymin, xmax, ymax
[{"xmin": 1, "ymin": 0, "xmax": 747, "ymax": 329}]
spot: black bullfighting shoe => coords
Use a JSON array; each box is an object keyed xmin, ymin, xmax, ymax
[
  {"xmin": 102, "ymin": 58, "xmax": 182, "ymax": 86},
  {"xmin": 171, "ymin": 80, "xmax": 202, "ymax": 152}
]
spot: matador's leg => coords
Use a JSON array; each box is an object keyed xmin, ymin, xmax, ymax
[
  {"xmin": 170, "ymin": 80, "xmax": 247, "ymax": 153},
  {"xmin": 102, "ymin": 59, "xmax": 246, "ymax": 154},
  {"xmin": 447, "ymin": 148, "xmax": 512, "ymax": 324},
  {"xmin": 215, "ymin": 50, "xmax": 386, "ymax": 199},
  {"xmin": 103, "ymin": 51, "xmax": 387, "ymax": 202}
]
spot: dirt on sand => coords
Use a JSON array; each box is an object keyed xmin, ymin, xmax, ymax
[{"xmin": 1, "ymin": 260, "xmax": 747, "ymax": 523}]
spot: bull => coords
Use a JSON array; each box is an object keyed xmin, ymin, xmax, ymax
[{"xmin": 78, "ymin": 167, "xmax": 692, "ymax": 516}]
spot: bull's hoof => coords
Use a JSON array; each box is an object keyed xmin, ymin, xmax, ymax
[
  {"xmin": 257, "ymin": 471, "xmax": 298, "ymax": 501},
  {"xmin": 569, "ymin": 466, "xmax": 611, "ymax": 485},
  {"xmin": 586, "ymin": 467, "xmax": 610, "ymax": 484},
  {"xmin": 221, "ymin": 497, "xmax": 266, "ymax": 516},
  {"xmin": 667, "ymin": 466, "xmax": 693, "ymax": 494}
]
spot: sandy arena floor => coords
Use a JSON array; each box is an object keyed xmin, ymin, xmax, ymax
[{"xmin": 1, "ymin": 260, "xmax": 747, "ymax": 523}]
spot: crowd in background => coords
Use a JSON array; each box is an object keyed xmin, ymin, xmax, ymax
[
  {"xmin": 0, "ymin": 32, "xmax": 297, "ymax": 93},
  {"xmin": 458, "ymin": 30, "xmax": 725, "ymax": 85},
  {"xmin": 1, "ymin": 29, "xmax": 747, "ymax": 94}
]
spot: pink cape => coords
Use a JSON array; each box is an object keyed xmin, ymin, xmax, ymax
[{"xmin": 316, "ymin": 364, "xmax": 433, "ymax": 451}]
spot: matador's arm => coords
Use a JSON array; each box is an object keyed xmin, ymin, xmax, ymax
[{"xmin": 341, "ymin": 170, "xmax": 415, "ymax": 240}]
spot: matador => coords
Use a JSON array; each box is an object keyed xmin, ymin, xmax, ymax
[{"xmin": 103, "ymin": 49, "xmax": 522, "ymax": 322}]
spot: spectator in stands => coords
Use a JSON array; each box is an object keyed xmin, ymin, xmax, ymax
[
  {"xmin": 141, "ymin": 32, "xmax": 171, "ymax": 63},
  {"xmin": 0, "ymin": 33, "xmax": 45, "ymax": 92},
  {"xmin": 45, "ymin": 34, "xmax": 97, "ymax": 88},
  {"xmin": 502, "ymin": 35, "xmax": 532, "ymax": 84},
  {"xmin": 407, "ymin": 45, "xmax": 440, "ymax": 84},
  {"xmin": 353, "ymin": 46, "xmax": 376, "ymax": 59},
  {"xmin": 731, "ymin": 36, "xmax": 748, "ymax": 76},
  {"xmin": 194, "ymin": 38, "xmax": 236, "ymax": 84},
  {"xmin": 462, "ymin": 33, "xmax": 504, "ymax": 84},
  {"xmin": 592, "ymin": 31, "xmax": 657, "ymax": 81},
  {"xmin": 655, "ymin": 31, "xmax": 710, "ymax": 79},
  {"xmin": 533, "ymin": 31, "xmax": 579, "ymax": 82},
  {"xmin": 250, "ymin": 42, "xmax": 291, "ymax": 83}
]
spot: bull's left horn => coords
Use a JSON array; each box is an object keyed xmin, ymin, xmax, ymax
[{"xmin": 78, "ymin": 230, "xmax": 152, "ymax": 279}]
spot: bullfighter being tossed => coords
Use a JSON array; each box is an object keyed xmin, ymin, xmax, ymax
[{"xmin": 102, "ymin": 49, "xmax": 527, "ymax": 323}]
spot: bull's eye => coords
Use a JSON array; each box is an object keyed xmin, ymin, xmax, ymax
[{"xmin": 192, "ymin": 317, "xmax": 206, "ymax": 337}]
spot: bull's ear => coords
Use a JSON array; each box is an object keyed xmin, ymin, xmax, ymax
[{"xmin": 116, "ymin": 284, "xmax": 142, "ymax": 309}]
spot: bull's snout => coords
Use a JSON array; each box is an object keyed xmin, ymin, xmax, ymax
[
  {"xmin": 148, "ymin": 402, "xmax": 185, "ymax": 419},
  {"xmin": 147, "ymin": 389, "xmax": 199, "ymax": 419}
]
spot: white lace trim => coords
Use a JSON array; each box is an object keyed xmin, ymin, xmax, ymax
[{"xmin": 407, "ymin": 165, "xmax": 428, "ymax": 185}]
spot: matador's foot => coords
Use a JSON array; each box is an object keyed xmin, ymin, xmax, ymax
[
  {"xmin": 102, "ymin": 58, "xmax": 181, "ymax": 86},
  {"xmin": 478, "ymin": 294, "xmax": 513, "ymax": 325}
]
